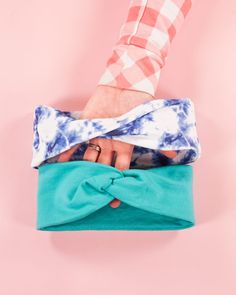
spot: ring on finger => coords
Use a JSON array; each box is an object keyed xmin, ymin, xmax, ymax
[{"xmin": 87, "ymin": 142, "xmax": 102, "ymax": 153}]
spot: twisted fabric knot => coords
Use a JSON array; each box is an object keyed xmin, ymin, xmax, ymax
[{"xmin": 84, "ymin": 170, "xmax": 124, "ymax": 195}]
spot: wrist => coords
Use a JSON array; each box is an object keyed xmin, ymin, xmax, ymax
[
  {"xmin": 94, "ymin": 84, "xmax": 156, "ymax": 115},
  {"xmin": 96, "ymin": 84, "xmax": 155, "ymax": 101}
]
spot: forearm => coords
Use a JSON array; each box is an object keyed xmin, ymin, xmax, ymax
[{"xmin": 97, "ymin": 0, "xmax": 192, "ymax": 97}]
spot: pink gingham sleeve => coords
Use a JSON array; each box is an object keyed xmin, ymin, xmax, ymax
[{"xmin": 97, "ymin": 0, "xmax": 192, "ymax": 97}]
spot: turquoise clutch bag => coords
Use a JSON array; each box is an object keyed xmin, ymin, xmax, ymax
[{"xmin": 32, "ymin": 98, "xmax": 200, "ymax": 231}]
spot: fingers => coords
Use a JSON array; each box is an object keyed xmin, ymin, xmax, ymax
[
  {"xmin": 160, "ymin": 150, "xmax": 177, "ymax": 159},
  {"xmin": 110, "ymin": 143, "xmax": 133, "ymax": 209},
  {"xmin": 114, "ymin": 149, "xmax": 133, "ymax": 170},
  {"xmin": 83, "ymin": 143, "xmax": 100, "ymax": 162},
  {"xmin": 57, "ymin": 141, "xmax": 177, "ymax": 166},
  {"xmin": 109, "ymin": 198, "xmax": 121, "ymax": 208},
  {"xmin": 83, "ymin": 138, "xmax": 134, "ymax": 169},
  {"xmin": 97, "ymin": 149, "xmax": 115, "ymax": 166},
  {"xmin": 82, "ymin": 138, "xmax": 133, "ymax": 210},
  {"xmin": 83, "ymin": 138, "xmax": 115, "ymax": 165}
]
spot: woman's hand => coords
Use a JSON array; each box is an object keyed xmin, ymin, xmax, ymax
[
  {"xmin": 58, "ymin": 85, "xmax": 177, "ymax": 168},
  {"xmin": 79, "ymin": 85, "xmax": 155, "ymax": 170},
  {"xmin": 58, "ymin": 85, "xmax": 155, "ymax": 169},
  {"xmin": 57, "ymin": 85, "xmax": 176, "ymax": 208}
]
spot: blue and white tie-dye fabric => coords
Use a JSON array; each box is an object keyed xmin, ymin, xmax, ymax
[{"xmin": 31, "ymin": 98, "xmax": 201, "ymax": 169}]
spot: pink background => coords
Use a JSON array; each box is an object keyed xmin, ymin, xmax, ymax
[{"xmin": 1, "ymin": 0, "xmax": 235, "ymax": 294}]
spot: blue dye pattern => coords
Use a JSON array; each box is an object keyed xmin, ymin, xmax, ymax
[{"xmin": 31, "ymin": 98, "xmax": 201, "ymax": 169}]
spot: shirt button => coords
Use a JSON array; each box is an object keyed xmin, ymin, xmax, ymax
[{"xmin": 109, "ymin": 198, "xmax": 121, "ymax": 208}]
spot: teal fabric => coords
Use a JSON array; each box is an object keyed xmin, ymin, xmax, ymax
[{"xmin": 37, "ymin": 161, "xmax": 195, "ymax": 231}]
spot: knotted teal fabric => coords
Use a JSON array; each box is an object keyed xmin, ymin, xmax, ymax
[{"xmin": 37, "ymin": 160, "xmax": 195, "ymax": 231}]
